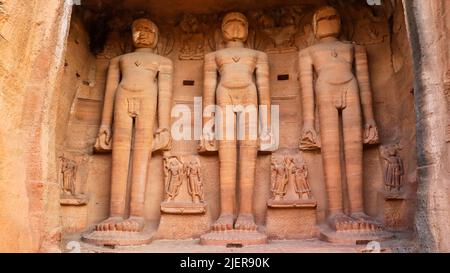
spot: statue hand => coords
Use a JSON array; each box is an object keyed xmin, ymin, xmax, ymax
[
  {"xmin": 94, "ymin": 125, "xmax": 112, "ymax": 152},
  {"xmin": 259, "ymin": 129, "xmax": 277, "ymax": 152},
  {"xmin": 299, "ymin": 125, "xmax": 320, "ymax": 151},
  {"xmin": 198, "ymin": 131, "xmax": 217, "ymax": 153},
  {"xmin": 153, "ymin": 128, "xmax": 172, "ymax": 152},
  {"xmin": 363, "ymin": 120, "xmax": 379, "ymax": 145}
]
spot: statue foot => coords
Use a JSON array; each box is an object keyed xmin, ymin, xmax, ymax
[
  {"xmin": 327, "ymin": 213, "xmax": 355, "ymax": 232},
  {"xmin": 235, "ymin": 213, "xmax": 258, "ymax": 231},
  {"xmin": 211, "ymin": 213, "xmax": 234, "ymax": 231},
  {"xmin": 115, "ymin": 216, "xmax": 145, "ymax": 232},
  {"xmin": 94, "ymin": 216, "xmax": 123, "ymax": 231},
  {"xmin": 350, "ymin": 212, "xmax": 382, "ymax": 231}
]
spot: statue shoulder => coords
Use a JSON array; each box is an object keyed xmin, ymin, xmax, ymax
[
  {"xmin": 158, "ymin": 56, "xmax": 174, "ymax": 73},
  {"xmin": 256, "ymin": 50, "xmax": 269, "ymax": 61},
  {"xmin": 299, "ymin": 47, "xmax": 312, "ymax": 58},
  {"xmin": 158, "ymin": 55, "xmax": 173, "ymax": 66},
  {"xmin": 204, "ymin": 52, "xmax": 216, "ymax": 61},
  {"xmin": 109, "ymin": 56, "xmax": 121, "ymax": 65}
]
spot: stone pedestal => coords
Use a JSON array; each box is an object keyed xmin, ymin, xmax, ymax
[
  {"xmin": 60, "ymin": 194, "xmax": 89, "ymax": 233},
  {"xmin": 266, "ymin": 199, "xmax": 318, "ymax": 239},
  {"xmin": 377, "ymin": 190, "xmax": 410, "ymax": 231},
  {"xmin": 200, "ymin": 230, "xmax": 267, "ymax": 246},
  {"xmin": 319, "ymin": 225, "xmax": 394, "ymax": 244},
  {"xmin": 155, "ymin": 208, "xmax": 211, "ymax": 240},
  {"xmin": 82, "ymin": 225, "xmax": 154, "ymax": 247}
]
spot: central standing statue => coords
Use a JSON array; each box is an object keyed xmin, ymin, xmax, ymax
[
  {"xmin": 200, "ymin": 12, "xmax": 271, "ymax": 232},
  {"xmin": 299, "ymin": 6, "xmax": 383, "ymax": 235},
  {"xmin": 93, "ymin": 18, "xmax": 173, "ymax": 234}
]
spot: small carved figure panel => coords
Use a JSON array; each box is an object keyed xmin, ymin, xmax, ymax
[
  {"xmin": 161, "ymin": 155, "xmax": 206, "ymax": 214},
  {"xmin": 268, "ymin": 154, "xmax": 315, "ymax": 208},
  {"xmin": 380, "ymin": 144, "xmax": 404, "ymax": 193}
]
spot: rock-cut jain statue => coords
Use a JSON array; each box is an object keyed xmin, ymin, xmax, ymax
[
  {"xmin": 200, "ymin": 12, "xmax": 272, "ymax": 231},
  {"xmin": 299, "ymin": 6, "xmax": 381, "ymax": 232},
  {"xmin": 94, "ymin": 18, "xmax": 173, "ymax": 232}
]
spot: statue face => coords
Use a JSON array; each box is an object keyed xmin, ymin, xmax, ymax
[
  {"xmin": 222, "ymin": 13, "xmax": 249, "ymax": 42},
  {"xmin": 313, "ymin": 7, "xmax": 341, "ymax": 39},
  {"xmin": 132, "ymin": 19, "xmax": 158, "ymax": 49}
]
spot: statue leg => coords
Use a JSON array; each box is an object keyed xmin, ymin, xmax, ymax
[
  {"xmin": 116, "ymin": 96, "xmax": 156, "ymax": 232},
  {"xmin": 96, "ymin": 97, "xmax": 132, "ymax": 231},
  {"xmin": 212, "ymin": 96, "xmax": 236, "ymax": 231},
  {"xmin": 235, "ymin": 141, "xmax": 258, "ymax": 231},
  {"xmin": 317, "ymin": 86, "xmax": 354, "ymax": 231},
  {"xmin": 213, "ymin": 140, "xmax": 237, "ymax": 231},
  {"xmin": 342, "ymin": 85, "xmax": 380, "ymax": 230},
  {"xmin": 235, "ymin": 91, "xmax": 258, "ymax": 231}
]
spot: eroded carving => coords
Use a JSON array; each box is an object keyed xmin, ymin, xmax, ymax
[
  {"xmin": 59, "ymin": 155, "xmax": 88, "ymax": 206},
  {"xmin": 380, "ymin": 144, "xmax": 404, "ymax": 193},
  {"xmin": 161, "ymin": 156, "xmax": 206, "ymax": 214},
  {"xmin": 179, "ymin": 14, "xmax": 205, "ymax": 60},
  {"xmin": 269, "ymin": 154, "xmax": 315, "ymax": 208}
]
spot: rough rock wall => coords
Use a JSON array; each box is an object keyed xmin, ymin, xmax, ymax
[
  {"xmin": 403, "ymin": 0, "xmax": 450, "ymax": 252},
  {"xmin": 0, "ymin": 0, "xmax": 72, "ymax": 252}
]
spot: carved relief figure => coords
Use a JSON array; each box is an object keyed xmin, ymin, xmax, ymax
[
  {"xmin": 292, "ymin": 158, "xmax": 312, "ymax": 200},
  {"xmin": 60, "ymin": 156, "xmax": 77, "ymax": 197},
  {"xmin": 269, "ymin": 155, "xmax": 314, "ymax": 205},
  {"xmin": 186, "ymin": 157, "xmax": 204, "ymax": 203},
  {"xmin": 380, "ymin": 144, "xmax": 404, "ymax": 192},
  {"xmin": 200, "ymin": 12, "xmax": 272, "ymax": 231},
  {"xmin": 271, "ymin": 157, "xmax": 288, "ymax": 201},
  {"xmin": 257, "ymin": 7, "xmax": 301, "ymax": 53},
  {"xmin": 179, "ymin": 14, "xmax": 205, "ymax": 60},
  {"xmin": 94, "ymin": 18, "xmax": 173, "ymax": 232},
  {"xmin": 299, "ymin": 6, "xmax": 381, "ymax": 232},
  {"xmin": 164, "ymin": 157, "xmax": 185, "ymax": 202}
]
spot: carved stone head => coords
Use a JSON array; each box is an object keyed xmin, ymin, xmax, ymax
[
  {"xmin": 221, "ymin": 12, "xmax": 249, "ymax": 42},
  {"xmin": 313, "ymin": 6, "xmax": 341, "ymax": 40},
  {"xmin": 132, "ymin": 18, "xmax": 159, "ymax": 49}
]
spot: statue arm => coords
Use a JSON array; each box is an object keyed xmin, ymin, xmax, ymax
[
  {"xmin": 299, "ymin": 49, "xmax": 315, "ymax": 127},
  {"xmin": 355, "ymin": 45, "xmax": 375, "ymax": 123},
  {"xmin": 158, "ymin": 58, "xmax": 174, "ymax": 130},
  {"xmin": 100, "ymin": 57, "xmax": 120, "ymax": 127},
  {"xmin": 355, "ymin": 45, "xmax": 379, "ymax": 144},
  {"xmin": 299, "ymin": 49, "xmax": 319, "ymax": 149},
  {"xmin": 202, "ymin": 52, "xmax": 217, "ymax": 127},
  {"xmin": 256, "ymin": 52, "xmax": 271, "ymax": 130}
]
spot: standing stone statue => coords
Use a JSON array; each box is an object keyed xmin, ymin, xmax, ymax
[
  {"xmin": 94, "ymin": 18, "xmax": 173, "ymax": 233},
  {"xmin": 60, "ymin": 156, "xmax": 77, "ymax": 197},
  {"xmin": 293, "ymin": 158, "xmax": 312, "ymax": 200},
  {"xmin": 164, "ymin": 157, "xmax": 184, "ymax": 202},
  {"xmin": 271, "ymin": 157, "xmax": 288, "ymax": 201},
  {"xmin": 380, "ymin": 144, "xmax": 404, "ymax": 193},
  {"xmin": 200, "ymin": 12, "xmax": 272, "ymax": 231},
  {"xmin": 186, "ymin": 157, "xmax": 204, "ymax": 204},
  {"xmin": 299, "ymin": 6, "xmax": 381, "ymax": 233}
]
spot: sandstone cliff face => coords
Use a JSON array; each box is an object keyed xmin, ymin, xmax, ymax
[
  {"xmin": 0, "ymin": 0, "xmax": 72, "ymax": 252},
  {"xmin": 403, "ymin": 0, "xmax": 450, "ymax": 252}
]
